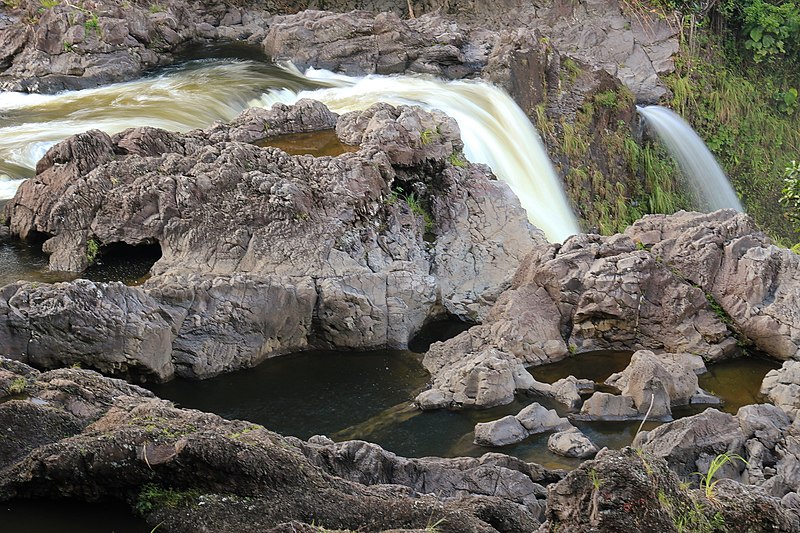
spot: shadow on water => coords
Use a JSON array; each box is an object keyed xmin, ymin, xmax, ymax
[{"xmin": 1, "ymin": 499, "xmax": 148, "ymax": 533}]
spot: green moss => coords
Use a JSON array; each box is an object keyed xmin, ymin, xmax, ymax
[
  {"xmin": 86, "ymin": 238, "xmax": 100, "ymax": 264},
  {"xmin": 136, "ymin": 484, "xmax": 201, "ymax": 515},
  {"xmin": 8, "ymin": 377, "xmax": 26, "ymax": 395}
]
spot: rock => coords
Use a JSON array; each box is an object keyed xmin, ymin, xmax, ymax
[
  {"xmin": 539, "ymin": 447, "xmax": 800, "ymax": 532},
  {"xmin": 0, "ymin": 279, "xmax": 174, "ymax": 382},
  {"xmin": 737, "ymin": 404, "xmax": 791, "ymax": 449},
  {"xmin": 604, "ymin": 350, "xmax": 705, "ymax": 418},
  {"xmin": 761, "ymin": 361, "xmax": 800, "ymax": 419},
  {"xmin": 0, "ymin": 357, "xmax": 552, "ymax": 532},
  {"xmin": 634, "ymin": 408, "xmax": 746, "ymax": 480},
  {"xmin": 576, "ymin": 392, "xmax": 639, "ymax": 421},
  {"xmin": 547, "ymin": 428, "xmax": 598, "ymax": 459},
  {"xmin": 529, "ymin": 375, "xmax": 584, "ymax": 410},
  {"xmin": 515, "ymin": 402, "xmax": 571, "ymax": 434},
  {"xmin": 627, "ymin": 210, "xmax": 800, "ymax": 362},
  {"xmin": 474, "ymin": 415, "xmax": 529, "ymax": 447},
  {"xmin": 420, "ymin": 226, "xmax": 739, "ymax": 410},
  {"xmin": 473, "ymin": 402, "xmax": 571, "ymax": 447},
  {"xmin": 3, "ymin": 101, "xmax": 539, "ymax": 380}
]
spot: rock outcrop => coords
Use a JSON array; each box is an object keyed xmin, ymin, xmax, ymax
[
  {"xmin": 626, "ymin": 210, "xmax": 800, "ymax": 361},
  {"xmin": 539, "ymin": 446, "xmax": 800, "ymax": 532},
  {"xmin": 761, "ymin": 360, "xmax": 800, "ymax": 419},
  {"xmin": 2, "ymin": 100, "xmax": 540, "ymax": 380},
  {"xmin": 419, "ymin": 210, "xmax": 798, "ymax": 411},
  {"xmin": 418, "ymin": 229, "xmax": 738, "ymax": 409},
  {"xmin": 0, "ymin": 357, "xmax": 553, "ymax": 532},
  {"xmin": 473, "ymin": 403, "xmax": 571, "ymax": 448}
]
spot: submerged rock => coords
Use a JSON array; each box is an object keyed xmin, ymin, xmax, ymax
[{"xmin": 2, "ymin": 101, "xmax": 540, "ymax": 380}]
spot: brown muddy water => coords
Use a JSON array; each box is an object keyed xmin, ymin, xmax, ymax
[{"xmin": 255, "ymin": 129, "xmax": 360, "ymax": 157}]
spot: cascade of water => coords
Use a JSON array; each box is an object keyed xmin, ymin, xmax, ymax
[
  {"xmin": 636, "ymin": 105, "xmax": 743, "ymax": 212},
  {"xmin": 254, "ymin": 68, "xmax": 580, "ymax": 242},
  {"xmin": 0, "ymin": 60, "xmax": 580, "ymax": 242}
]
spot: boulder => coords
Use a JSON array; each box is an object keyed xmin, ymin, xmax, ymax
[
  {"xmin": 576, "ymin": 392, "xmax": 639, "ymax": 421},
  {"xmin": 627, "ymin": 210, "xmax": 800, "ymax": 362},
  {"xmin": 737, "ymin": 404, "xmax": 791, "ymax": 449},
  {"xmin": 2, "ymin": 101, "xmax": 540, "ymax": 380},
  {"xmin": 474, "ymin": 415, "xmax": 529, "ymax": 447},
  {"xmin": 761, "ymin": 361, "xmax": 800, "ymax": 419},
  {"xmin": 0, "ymin": 357, "xmax": 554, "ymax": 532},
  {"xmin": 604, "ymin": 350, "xmax": 705, "ymax": 418},
  {"xmin": 473, "ymin": 402, "xmax": 571, "ymax": 448},
  {"xmin": 540, "ymin": 447, "xmax": 799, "ymax": 532},
  {"xmin": 529, "ymin": 375, "xmax": 585, "ymax": 410},
  {"xmin": 547, "ymin": 428, "xmax": 598, "ymax": 459},
  {"xmin": 634, "ymin": 408, "xmax": 747, "ymax": 480},
  {"xmin": 515, "ymin": 402, "xmax": 572, "ymax": 434}
]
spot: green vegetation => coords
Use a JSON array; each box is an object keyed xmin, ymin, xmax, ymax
[
  {"xmin": 448, "ymin": 151, "xmax": 467, "ymax": 167},
  {"xmin": 388, "ymin": 186, "xmax": 434, "ymax": 233},
  {"xmin": 695, "ymin": 452, "xmax": 747, "ymax": 499},
  {"xmin": 8, "ymin": 377, "xmax": 27, "ymax": 395},
  {"xmin": 39, "ymin": 0, "xmax": 60, "ymax": 8},
  {"xmin": 658, "ymin": 488, "xmax": 726, "ymax": 533},
  {"xmin": 148, "ymin": 2, "xmax": 165, "ymax": 13},
  {"xmin": 588, "ymin": 468, "xmax": 602, "ymax": 490},
  {"xmin": 84, "ymin": 12, "xmax": 100, "ymax": 35},
  {"xmin": 136, "ymin": 484, "xmax": 201, "ymax": 515},
  {"xmin": 594, "ymin": 89, "xmax": 620, "ymax": 110},
  {"xmin": 85, "ymin": 238, "xmax": 100, "ymax": 264},
  {"xmin": 62, "ymin": 41, "xmax": 73, "ymax": 52},
  {"xmin": 780, "ymin": 160, "xmax": 800, "ymax": 231},
  {"xmin": 419, "ymin": 127, "xmax": 439, "ymax": 145}
]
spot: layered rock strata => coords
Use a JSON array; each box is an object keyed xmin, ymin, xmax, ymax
[{"xmin": 1, "ymin": 101, "xmax": 540, "ymax": 380}]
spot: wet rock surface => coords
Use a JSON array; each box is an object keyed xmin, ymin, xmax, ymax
[{"xmin": 1, "ymin": 100, "xmax": 539, "ymax": 380}]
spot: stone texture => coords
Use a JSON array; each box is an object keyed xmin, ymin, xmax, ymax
[
  {"xmin": 634, "ymin": 408, "xmax": 746, "ymax": 480},
  {"xmin": 2, "ymin": 101, "xmax": 539, "ymax": 380},
  {"xmin": 474, "ymin": 415, "xmax": 529, "ymax": 447},
  {"xmin": 547, "ymin": 427, "xmax": 598, "ymax": 459},
  {"xmin": 576, "ymin": 392, "xmax": 639, "ymax": 421},
  {"xmin": 604, "ymin": 350, "xmax": 705, "ymax": 418},
  {"xmin": 761, "ymin": 361, "xmax": 800, "ymax": 419},
  {"xmin": 473, "ymin": 402, "xmax": 571, "ymax": 448},
  {"xmin": 0, "ymin": 358, "xmax": 551, "ymax": 532}
]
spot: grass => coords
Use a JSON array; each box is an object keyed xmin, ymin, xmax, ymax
[
  {"xmin": 695, "ymin": 452, "xmax": 747, "ymax": 499},
  {"xmin": 39, "ymin": 0, "xmax": 60, "ymax": 8},
  {"xmin": 665, "ymin": 37, "xmax": 800, "ymax": 244}
]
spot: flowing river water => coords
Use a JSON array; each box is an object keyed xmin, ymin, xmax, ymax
[{"xmin": 0, "ymin": 47, "xmax": 779, "ymax": 530}]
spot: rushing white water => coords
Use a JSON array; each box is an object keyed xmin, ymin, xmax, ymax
[
  {"xmin": 0, "ymin": 60, "xmax": 579, "ymax": 242},
  {"xmin": 637, "ymin": 105, "xmax": 743, "ymax": 212}
]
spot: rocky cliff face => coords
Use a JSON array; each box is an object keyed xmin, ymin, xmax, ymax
[
  {"xmin": 417, "ymin": 210, "xmax": 799, "ymax": 410},
  {"xmin": 1, "ymin": 99, "xmax": 540, "ymax": 380}
]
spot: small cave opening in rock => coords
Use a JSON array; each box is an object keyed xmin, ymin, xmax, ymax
[
  {"xmin": 84, "ymin": 241, "xmax": 162, "ymax": 286},
  {"xmin": 255, "ymin": 130, "xmax": 359, "ymax": 157},
  {"xmin": 408, "ymin": 317, "xmax": 474, "ymax": 353}
]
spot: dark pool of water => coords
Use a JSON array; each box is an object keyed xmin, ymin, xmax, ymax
[
  {"xmin": 530, "ymin": 350, "xmax": 633, "ymax": 384},
  {"xmin": 1, "ymin": 499, "xmax": 148, "ymax": 533},
  {"xmin": 408, "ymin": 318, "xmax": 474, "ymax": 353},
  {"xmin": 0, "ymin": 237, "xmax": 160, "ymax": 287},
  {"xmin": 255, "ymin": 130, "xmax": 359, "ymax": 157}
]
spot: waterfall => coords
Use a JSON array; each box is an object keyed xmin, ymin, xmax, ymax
[
  {"xmin": 0, "ymin": 60, "xmax": 579, "ymax": 242},
  {"xmin": 636, "ymin": 105, "xmax": 743, "ymax": 212}
]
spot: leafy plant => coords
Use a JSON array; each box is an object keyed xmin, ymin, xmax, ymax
[
  {"xmin": 594, "ymin": 90, "xmax": 620, "ymax": 110},
  {"xmin": 86, "ymin": 238, "xmax": 100, "ymax": 264},
  {"xmin": 780, "ymin": 160, "xmax": 800, "ymax": 228},
  {"xmin": 695, "ymin": 451, "xmax": 748, "ymax": 499},
  {"xmin": 84, "ymin": 12, "xmax": 100, "ymax": 35},
  {"xmin": 39, "ymin": 0, "xmax": 60, "ymax": 8},
  {"xmin": 448, "ymin": 151, "xmax": 467, "ymax": 167},
  {"xmin": 775, "ymin": 87, "xmax": 799, "ymax": 115}
]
